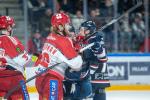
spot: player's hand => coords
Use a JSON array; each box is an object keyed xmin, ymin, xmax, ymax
[
  {"xmin": 35, "ymin": 65, "xmax": 47, "ymax": 76},
  {"xmin": 88, "ymin": 35, "xmax": 103, "ymax": 54},
  {"xmin": 91, "ymin": 42, "xmax": 103, "ymax": 54}
]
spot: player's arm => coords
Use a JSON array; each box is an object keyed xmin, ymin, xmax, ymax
[
  {"xmin": 12, "ymin": 50, "xmax": 32, "ymax": 67},
  {"xmin": 88, "ymin": 33, "xmax": 108, "ymax": 62},
  {"xmin": 88, "ymin": 34, "xmax": 108, "ymax": 74},
  {"xmin": 34, "ymin": 43, "xmax": 83, "ymax": 72},
  {"xmin": 53, "ymin": 46, "xmax": 83, "ymax": 71}
]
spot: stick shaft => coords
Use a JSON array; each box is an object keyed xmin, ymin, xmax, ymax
[{"xmin": 4, "ymin": 63, "xmax": 60, "ymax": 99}]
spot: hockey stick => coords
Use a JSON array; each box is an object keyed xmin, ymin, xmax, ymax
[
  {"xmin": 81, "ymin": 2, "xmax": 143, "ymax": 42},
  {"xmin": 79, "ymin": 43, "xmax": 94, "ymax": 53},
  {"xmin": 4, "ymin": 63, "xmax": 61, "ymax": 99},
  {"xmin": 4, "ymin": 43, "xmax": 95, "ymax": 99}
]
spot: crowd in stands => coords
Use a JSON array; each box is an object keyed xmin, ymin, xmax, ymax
[{"xmin": 18, "ymin": 0, "xmax": 149, "ymax": 54}]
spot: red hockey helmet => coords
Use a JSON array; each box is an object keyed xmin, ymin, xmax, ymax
[
  {"xmin": 7, "ymin": 16, "xmax": 15, "ymax": 27},
  {"xmin": 51, "ymin": 12, "xmax": 70, "ymax": 28},
  {"xmin": 0, "ymin": 16, "xmax": 15, "ymax": 30},
  {"xmin": 0, "ymin": 16, "xmax": 9, "ymax": 30}
]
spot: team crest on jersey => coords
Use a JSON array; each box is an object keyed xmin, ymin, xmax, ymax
[
  {"xmin": 50, "ymin": 80, "xmax": 58, "ymax": 100},
  {"xmin": 16, "ymin": 47, "xmax": 22, "ymax": 53}
]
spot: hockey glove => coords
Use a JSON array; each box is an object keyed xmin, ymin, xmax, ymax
[
  {"xmin": 35, "ymin": 65, "xmax": 47, "ymax": 76},
  {"xmin": 91, "ymin": 42, "xmax": 103, "ymax": 54},
  {"xmin": 88, "ymin": 35, "xmax": 103, "ymax": 54}
]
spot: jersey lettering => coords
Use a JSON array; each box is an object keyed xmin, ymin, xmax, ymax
[
  {"xmin": 39, "ymin": 52, "xmax": 50, "ymax": 67},
  {"xmin": 43, "ymin": 44, "xmax": 57, "ymax": 55},
  {"xmin": 22, "ymin": 52, "xmax": 29, "ymax": 61}
]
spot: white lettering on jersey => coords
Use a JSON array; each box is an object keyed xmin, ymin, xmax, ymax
[
  {"xmin": 42, "ymin": 42, "xmax": 82, "ymax": 72},
  {"xmin": 43, "ymin": 43, "xmax": 57, "ymax": 55}
]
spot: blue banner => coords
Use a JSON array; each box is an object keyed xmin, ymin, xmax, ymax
[
  {"xmin": 49, "ymin": 80, "xmax": 58, "ymax": 100},
  {"xmin": 20, "ymin": 80, "xmax": 29, "ymax": 100},
  {"xmin": 107, "ymin": 62, "xmax": 128, "ymax": 80},
  {"xmin": 130, "ymin": 62, "xmax": 150, "ymax": 75}
]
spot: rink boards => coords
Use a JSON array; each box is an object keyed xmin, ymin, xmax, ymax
[
  {"xmin": 107, "ymin": 53, "xmax": 150, "ymax": 85},
  {"xmin": 25, "ymin": 53, "xmax": 150, "ymax": 92}
]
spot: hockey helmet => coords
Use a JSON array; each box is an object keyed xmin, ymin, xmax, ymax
[
  {"xmin": 0, "ymin": 16, "xmax": 15, "ymax": 35},
  {"xmin": 51, "ymin": 12, "xmax": 70, "ymax": 27},
  {"xmin": 80, "ymin": 20, "xmax": 96, "ymax": 35},
  {"xmin": 7, "ymin": 16, "xmax": 15, "ymax": 27},
  {"xmin": 0, "ymin": 16, "xmax": 15, "ymax": 29},
  {"xmin": 51, "ymin": 12, "xmax": 71, "ymax": 35},
  {"xmin": 0, "ymin": 16, "xmax": 9, "ymax": 30}
]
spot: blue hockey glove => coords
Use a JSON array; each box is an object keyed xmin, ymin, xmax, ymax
[
  {"xmin": 91, "ymin": 42, "xmax": 103, "ymax": 54},
  {"xmin": 88, "ymin": 35, "xmax": 103, "ymax": 54}
]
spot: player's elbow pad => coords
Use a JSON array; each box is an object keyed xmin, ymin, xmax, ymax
[{"xmin": 69, "ymin": 55, "xmax": 83, "ymax": 71}]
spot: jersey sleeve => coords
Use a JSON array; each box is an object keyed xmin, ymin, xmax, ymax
[
  {"xmin": 54, "ymin": 50, "xmax": 83, "ymax": 71},
  {"xmin": 0, "ymin": 36, "xmax": 31, "ymax": 72},
  {"xmin": 88, "ymin": 33, "xmax": 108, "ymax": 62},
  {"xmin": 36, "ymin": 43, "xmax": 83, "ymax": 71}
]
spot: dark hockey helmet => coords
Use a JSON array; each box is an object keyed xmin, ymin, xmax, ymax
[{"xmin": 80, "ymin": 20, "xmax": 96, "ymax": 35}]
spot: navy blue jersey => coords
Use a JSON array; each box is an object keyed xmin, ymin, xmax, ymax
[{"xmin": 65, "ymin": 32, "xmax": 110, "ymax": 88}]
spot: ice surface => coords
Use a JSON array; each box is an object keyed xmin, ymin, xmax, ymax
[{"xmin": 29, "ymin": 91, "xmax": 150, "ymax": 100}]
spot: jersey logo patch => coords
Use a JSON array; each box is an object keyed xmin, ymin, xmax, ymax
[
  {"xmin": 16, "ymin": 47, "xmax": 22, "ymax": 53},
  {"xmin": 50, "ymin": 80, "xmax": 58, "ymax": 100}
]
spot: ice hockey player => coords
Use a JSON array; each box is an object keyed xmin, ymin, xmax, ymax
[
  {"xmin": 34, "ymin": 12, "xmax": 83, "ymax": 100},
  {"xmin": 65, "ymin": 20, "xmax": 110, "ymax": 100},
  {"xmin": 0, "ymin": 16, "xmax": 31, "ymax": 100}
]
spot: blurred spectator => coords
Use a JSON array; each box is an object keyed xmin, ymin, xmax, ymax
[
  {"xmin": 28, "ymin": 0, "xmax": 46, "ymax": 27},
  {"xmin": 131, "ymin": 13, "xmax": 145, "ymax": 50},
  {"xmin": 118, "ymin": 14, "xmax": 132, "ymax": 52},
  {"xmin": 88, "ymin": 0, "xmax": 100, "ymax": 10},
  {"xmin": 100, "ymin": 0, "xmax": 114, "ymax": 17},
  {"xmin": 139, "ymin": 36, "xmax": 150, "ymax": 52},
  {"xmin": 95, "ymin": 8, "xmax": 101, "ymax": 16},
  {"xmin": 88, "ymin": 8, "xmax": 103, "ymax": 29},
  {"xmin": 59, "ymin": 0, "xmax": 76, "ymax": 14},
  {"xmin": 100, "ymin": 0, "xmax": 115, "ymax": 52},
  {"xmin": 39, "ymin": 8, "xmax": 53, "ymax": 38},
  {"xmin": 27, "ymin": 31, "xmax": 45, "ymax": 56},
  {"xmin": 118, "ymin": 0, "xmax": 134, "ymax": 14},
  {"xmin": 47, "ymin": 0, "xmax": 60, "ymax": 12},
  {"xmin": 72, "ymin": 10, "xmax": 85, "ymax": 31}
]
